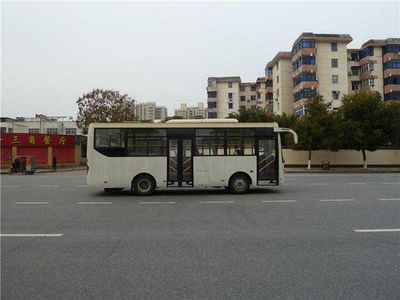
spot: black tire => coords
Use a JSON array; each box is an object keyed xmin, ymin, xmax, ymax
[
  {"xmin": 228, "ymin": 173, "xmax": 250, "ymax": 194},
  {"xmin": 133, "ymin": 174, "xmax": 156, "ymax": 196}
]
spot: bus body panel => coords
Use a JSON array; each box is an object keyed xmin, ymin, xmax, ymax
[{"xmin": 193, "ymin": 156, "xmax": 257, "ymax": 187}]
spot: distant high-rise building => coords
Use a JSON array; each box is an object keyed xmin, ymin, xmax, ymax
[
  {"xmin": 174, "ymin": 103, "xmax": 207, "ymax": 119},
  {"xmin": 135, "ymin": 102, "xmax": 167, "ymax": 120}
]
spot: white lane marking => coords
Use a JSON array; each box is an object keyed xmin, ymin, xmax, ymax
[
  {"xmin": 308, "ymin": 183, "xmax": 329, "ymax": 186},
  {"xmin": 347, "ymin": 182, "xmax": 366, "ymax": 185},
  {"xmin": 16, "ymin": 202, "xmax": 48, "ymax": 205},
  {"xmin": 200, "ymin": 201, "xmax": 234, "ymax": 204},
  {"xmin": 78, "ymin": 202, "xmax": 112, "ymax": 205},
  {"xmin": 262, "ymin": 200, "xmax": 296, "ymax": 203},
  {"xmin": 2, "ymin": 185, "xmax": 20, "ymax": 188},
  {"xmin": 320, "ymin": 199, "xmax": 354, "ymax": 202},
  {"xmin": 383, "ymin": 182, "xmax": 400, "ymax": 185},
  {"xmin": 0, "ymin": 234, "xmax": 63, "ymax": 237},
  {"xmin": 140, "ymin": 202, "xmax": 176, "ymax": 205},
  {"xmin": 77, "ymin": 185, "xmax": 88, "ymax": 187},
  {"xmin": 38, "ymin": 185, "xmax": 59, "ymax": 188},
  {"xmin": 378, "ymin": 198, "xmax": 400, "ymax": 201},
  {"xmin": 354, "ymin": 229, "xmax": 400, "ymax": 233}
]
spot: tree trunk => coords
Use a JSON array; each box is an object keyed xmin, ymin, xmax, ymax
[
  {"xmin": 307, "ymin": 148, "xmax": 312, "ymax": 170},
  {"xmin": 362, "ymin": 149, "xmax": 367, "ymax": 169}
]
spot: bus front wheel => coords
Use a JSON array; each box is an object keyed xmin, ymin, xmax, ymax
[
  {"xmin": 228, "ymin": 173, "xmax": 250, "ymax": 194},
  {"xmin": 132, "ymin": 174, "xmax": 156, "ymax": 196}
]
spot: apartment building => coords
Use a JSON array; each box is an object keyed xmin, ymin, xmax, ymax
[
  {"xmin": 135, "ymin": 102, "xmax": 168, "ymax": 120},
  {"xmin": 266, "ymin": 52, "xmax": 293, "ymax": 115},
  {"xmin": 174, "ymin": 103, "xmax": 207, "ymax": 119},
  {"xmin": 0, "ymin": 115, "xmax": 81, "ymax": 135},
  {"xmin": 207, "ymin": 76, "xmax": 271, "ymax": 119}
]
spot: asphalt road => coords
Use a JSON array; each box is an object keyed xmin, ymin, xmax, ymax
[{"xmin": 1, "ymin": 171, "xmax": 399, "ymax": 299}]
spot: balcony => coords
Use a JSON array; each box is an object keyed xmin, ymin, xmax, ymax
[
  {"xmin": 207, "ymin": 97, "xmax": 217, "ymax": 102},
  {"xmin": 207, "ymin": 108, "xmax": 217, "ymax": 113},
  {"xmin": 266, "ymin": 87, "xmax": 273, "ymax": 93},
  {"xmin": 359, "ymin": 71, "xmax": 377, "ymax": 81},
  {"xmin": 384, "ymin": 69, "xmax": 400, "ymax": 78},
  {"xmin": 292, "ymin": 81, "xmax": 318, "ymax": 94},
  {"xmin": 359, "ymin": 57, "xmax": 377, "ymax": 66},
  {"xmin": 292, "ymin": 64, "xmax": 317, "ymax": 78},
  {"xmin": 383, "ymin": 52, "xmax": 400, "ymax": 63},
  {"xmin": 293, "ymin": 99, "xmax": 308, "ymax": 110},
  {"xmin": 292, "ymin": 48, "xmax": 317, "ymax": 62},
  {"xmin": 384, "ymin": 84, "xmax": 400, "ymax": 94}
]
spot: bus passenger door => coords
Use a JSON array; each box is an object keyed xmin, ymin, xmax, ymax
[
  {"xmin": 168, "ymin": 137, "xmax": 193, "ymax": 187},
  {"xmin": 257, "ymin": 138, "xmax": 277, "ymax": 184}
]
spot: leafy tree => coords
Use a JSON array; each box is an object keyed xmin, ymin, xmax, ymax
[
  {"xmin": 294, "ymin": 94, "xmax": 333, "ymax": 169},
  {"xmin": 227, "ymin": 107, "xmax": 274, "ymax": 122},
  {"xmin": 383, "ymin": 102, "xmax": 400, "ymax": 147},
  {"xmin": 339, "ymin": 91, "xmax": 388, "ymax": 168},
  {"xmin": 77, "ymin": 89, "xmax": 135, "ymax": 133}
]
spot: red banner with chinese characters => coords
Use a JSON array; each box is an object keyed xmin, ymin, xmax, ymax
[{"xmin": 0, "ymin": 134, "xmax": 75, "ymax": 147}]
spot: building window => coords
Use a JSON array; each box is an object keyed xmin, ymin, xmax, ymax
[
  {"xmin": 251, "ymin": 86, "xmax": 256, "ymax": 91},
  {"xmin": 351, "ymin": 67, "xmax": 359, "ymax": 76},
  {"xmin": 47, "ymin": 128, "xmax": 58, "ymax": 134},
  {"xmin": 331, "ymin": 43, "xmax": 337, "ymax": 52},
  {"xmin": 228, "ymin": 93, "xmax": 233, "ymax": 99},
  {"xmin": 265, "ymin": 80, "xmax": 273, "ymax": 87},
  {"xmin": 228, "ymin": 82, "xmax": 233, "ymax": 88},
  {"xmin": 240, "ymin": 96, "xmax": 246, "ymax": 101},
  {"xmin": 1, "ymin": 127, "xmax": 6, "ymax": 133},
  {"xmin": 277, "ymin": 75, "xmax": 279, "ymax": 83},
  {"xmin": 359, "ymin": 47, "xmax": 374, "ymax": 60},
  {"xmin": 332, "ymin": 75, "xmax": 339, "ymax": 84},
  {"xmin": 331, "ymin": 59, "xmax": 338, "ymax": 68},
  {"xmin": 228, "ymin": 103, "xmax": 233, "ymax": 109},
  {"xmin": 251, "ymin": 95, "xmax": 256, "ymax": 101},
  {"xmin": 352, "ymin": 82, "xmax": 360, "ymax": 91},
  {"xmin": 8, "ymin": 128, "xmax": 13, "ymax": 133},
  {"xmin": 384, "ymin": 59, "xmax": 400, "ymax": 70},
  {"xmin": 29, "ymin": 128, "xmax": 40, "ymax": 134},
  {"xmin": 240, "ymin": 86, "xmax": 245, "ymax": 92},
  {"xmin": 208, "ymin": 102, "xmax": 216, "ymax": 109},
  {"xmin": 65, "ymin": 128, "xmax": 76, "ymax": 135},
  {"xmin": 276, "ymin": 89, "xmax": 280, "ymax": 97},
  {"xmin": 207, "ymin": 91, "xmax": 217, "ymax": 98},
  {"xmin": 208, "ymin": 112, "xmax": 217, "ymax": 119},
  {"xmin": 332, "ymin": 91, "xmax": 339, "ymax": 100},
  {"xmin": 368, "ymin": 78, "xmax": 375, "ymax": 86}
]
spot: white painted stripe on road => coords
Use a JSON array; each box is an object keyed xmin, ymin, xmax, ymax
[
  {"xmin": 2, "ymin": 185, "xmax": 20, "ymax": 188},
  {"xmin": 16, "ymin": 202, "xmax": 48, "ymax": 205},
  {"xmin": 140, "ymin": 202, "xmax": 176, "ymax": 205},
  {"xmin": 0, "ymin": 234, "xmax": 63, "ymax": 237},
  {"xmin": 383, "ymin": 182, "xmax": 400, "ymax": 185},
  {"xmin": 378, "ymin": 198, "xmax": 400, "ymax": 201},
  {"xmin": 77, "ymin": 185, "xmax": 88, "ymax": 187},
  {"xmin": 320, "ymin": 199, "xmax": 354, "ymax": 202},
  {"xmin": 354, "ymin": 229, "xmax": 400, "ymax": 233},
  {"xmin": 308, "ymin": 183, "xmax": 329, "ymax": 186},
  {"xmin": 347, "ymin": 182, "xmax": 366, "ymax": 185},
  {"xmin": 38, "ymin": 185, "xmax": 59, "ymax": 188},
  {"xmin": 78, "ymin": 202, "xmax": 112, "ymax": 205},
  {"xmin": 200, "ymin": 201, "xmax": 234, "ymax": 204},
  {"xmin": 262, "ymin": 200, "xmax": 296, "ymax": 203}
]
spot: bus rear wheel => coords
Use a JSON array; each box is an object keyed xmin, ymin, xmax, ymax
[
  {"xmin": 133, "ymin": 174, "xmax": 156, "ymax": 196},
  {"xmin": 228, "ymin": 173, "xmax": 250, "ymax": 194}
]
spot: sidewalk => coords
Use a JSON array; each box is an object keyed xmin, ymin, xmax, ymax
[
  {"xmin": 1, "ymin": 166, "xmax": 86, "ymax": 175},
  {"xmin": 285, "ymin": 167, "xmax": 400, "ymax": 173}
]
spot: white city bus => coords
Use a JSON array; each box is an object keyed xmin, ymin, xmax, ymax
[{"xmin": 87, "ymin": 119, "xmax": 297, "ymax": 195}]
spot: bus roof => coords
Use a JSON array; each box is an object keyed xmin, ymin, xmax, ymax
[{"xmin": 89, "ymin": 120, "xmax": 279, "ymax": 129}]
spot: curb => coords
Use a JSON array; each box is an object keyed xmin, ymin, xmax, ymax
[{"xmin": 1, "ymin": 167, "xmax": 86, "ymax": 175}]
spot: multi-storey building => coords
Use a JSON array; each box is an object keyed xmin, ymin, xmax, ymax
[
  {"xmin": 266, "ymin": 52, "xmax": 293, "ymax": 115},
  {"xmin": 174, "ymin": 103, "xmax": 207, "ymax": 119},
  {"xmin": 0, "ymin": 115, "xmax": 81, "ymax": 135},
  {"xmin": 135, "ymin": 102, "xmax": 168, "ymax": 120},
  {"xmin": 207, "ymin": 76, "xmax": 271, "ymax": 119}
]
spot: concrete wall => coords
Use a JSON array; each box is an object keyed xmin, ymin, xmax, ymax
[
  {"xmin": 283, "ymin": 149, "xmax": 400, "ymax": 167},
  {"xmin": 217, "ymin": 81, "xmax": 240, "ymax": 118}
]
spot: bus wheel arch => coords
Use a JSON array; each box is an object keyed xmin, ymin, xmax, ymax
[
  {"xmin": 132, "ymin": 173, "xmax": 156, "ymax": 196},
  {"xmin": 228, "ymin": 172, "xmax": 251, "ymax": 194}
]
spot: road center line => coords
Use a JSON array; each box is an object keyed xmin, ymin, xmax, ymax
[
  {"xmin": 16, "ymin": 202, "xmax": 48, "ymax": 205},
  {"xmin": 38, "ymin": 185, "xmax": 59, "ymax": 188},
  {"xmin": 382, "ymin": 182, "xmax": 400, "ymax": 185},
  {"xmin": 0, "ymin": 234, "xmax": 63, "ymax": 237},
  {"xmin": 200, "ymin": 201, "xmax": 234, "ymax": 204},
  {"xmin": 308, "ymin": 183, "xmax": 329, "ymax": 186},
  {"xmin": 77, "ymin": 185, "xmax": 88, "ymax": 187},
  {"xmin": 354, "ymin": 229, "xmax": 400, "ymax": 233},
  {"xmin": 262, "ymin": 200, "xmax": 296, "ymax": 203},
  {"xmin": 78, "ymin": 202, "xmax": 112, "ymax": 205},
  {"xmin": 378, "ymin": 198, "xmax": 400, "ymax": 201},
  {"xmin": 140, "ymin": 202, "xmax": 176, "ymax": 205},
  {"xmin": 347, "ymin": 182, "xmax": 366, "ymax": 185},
  {"xmin": 320, "ymin": 199, "xmax": 354, "ymax": 202}
]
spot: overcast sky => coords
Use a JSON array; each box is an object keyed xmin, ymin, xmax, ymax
[{"xmin": 1, "ymin": 1, "xmax": 399, "ymax": 118}]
